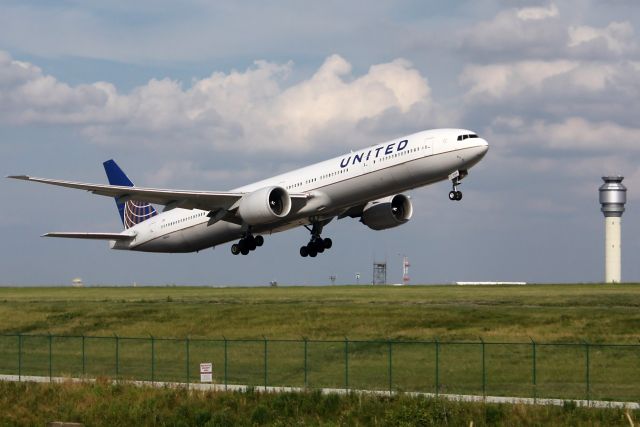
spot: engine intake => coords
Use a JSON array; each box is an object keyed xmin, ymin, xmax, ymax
[
  {"xmin": 361, "ymin": 194, "xmax": 413, "ymax": 230},
  {"xmin": 238, "ymin": 186, "xmax": 292, "ymax": 225}
]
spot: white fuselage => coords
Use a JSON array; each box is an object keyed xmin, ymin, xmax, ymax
[{"xmin": 114, "ymin": 128, "xmax": 488, "ymax": 252}]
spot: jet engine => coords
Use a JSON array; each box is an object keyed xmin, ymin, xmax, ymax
[
  {"xmin": 238, "ymin": 186, "xmax": 292, "ymax": 225},
  {"xmin": 361, "ymin": 194, "xmax": 413, "ymax": 230}
]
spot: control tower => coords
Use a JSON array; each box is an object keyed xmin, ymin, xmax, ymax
[{"xmin": 599, "ymin": 176, "xmax": 627, "ymax": 283}]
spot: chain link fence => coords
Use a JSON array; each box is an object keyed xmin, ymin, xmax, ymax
[{"xmin": 0, "ymin": 334, "xmax": 638, "ymax": 402}]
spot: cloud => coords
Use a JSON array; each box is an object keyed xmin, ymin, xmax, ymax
[
  {"xmin": 458, "ymin": 3, "xmax": 565, "ymax": 60},
  {"xmin": 491, "ymin": 115, "xmax": 640, "ymax": 152},
  {"xmin": 516, "ymin": 3, "xmax": 559, "ymax": 21},
  {"xmin": 459, "ymin": 60, "xmax": 577, "ymax": 99},
  {"xmin": 0, "ymin": 52, "xmax": 438, "ymax": 154},
  {"xmin": 568, "ymin": 21, "xmax": 636, "ymax": 56},
  {"xmin": 459, "ymin": 3, "xmax": 638, "ymax": 61},
  {"xmin": 459, "ymin": 59, "xmax": 640, "ymax": 127}
]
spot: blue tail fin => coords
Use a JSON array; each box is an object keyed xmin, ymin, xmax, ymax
[{"xmin": 103, "ymin": 159, "xmax": 157, "ymax": 229}]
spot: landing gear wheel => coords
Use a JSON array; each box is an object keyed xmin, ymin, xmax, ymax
[
  {"xmin": 247, "ymin": 236, "xmax": 257, "ymax": 251},
  {"xmin": 323, "ymin": 238, "xmax": 332, "ymax": 249},
  {"xmin": 240, "ymin": 247, "xmax": 250, "ymax": 255},
  {"xmin": 300, "ymin": 221, "xmax": 333, "ymax": 258},
  {"xmin": 449, "ymin": 191, "xmax": 457, "ymax": 201},
  {"xmin": 231, "ymin": 244, "xmax": 240, "ymax": 255},
  {"xmin": 455, "ymin": 191, "xmax": 463, "ymax": 201},
  {"xmin": 255, "ymin": 235, "xmax": 264, "ymax": 247}
]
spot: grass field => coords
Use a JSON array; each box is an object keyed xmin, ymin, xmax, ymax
[
  {"xmin": 0, "ymin": 284, "xmax": 639, "ymax": 403},
  {"xmin": 0, "ymin": 380, "xmax": 637, "ymax": 426},
  {"xmin": 0, "ymin": 284, "xmax": 639, "ymax": 342}
]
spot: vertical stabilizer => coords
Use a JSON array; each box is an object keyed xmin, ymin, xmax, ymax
[{"xmin": 103, "ymin": 159, "xmax": 157, "ymax": 229}]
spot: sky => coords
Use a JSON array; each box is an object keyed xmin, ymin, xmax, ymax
[{"xmin": 1, "ymin": 0, "xmax": 639, "ymax": 286}]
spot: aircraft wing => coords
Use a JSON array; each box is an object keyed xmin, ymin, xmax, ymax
[
  {"xmin": 43, "ymin": 232, "xmax": 135, "ymax": 241},
  {"xmin": 8, "ymin": 175, "xmax": 308, "ymax": 212}
]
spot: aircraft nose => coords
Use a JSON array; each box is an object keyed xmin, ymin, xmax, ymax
[
  {"xmin": 469, "ymin": 138, "xmax": 489, "ymax": 162},
  {"xmin": 478, "ymin": 138, "xmax": 489, "ymax": 154}
]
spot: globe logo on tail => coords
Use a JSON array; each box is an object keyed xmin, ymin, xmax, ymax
[{"xmin": 124, "ymin": 200, "xmax": 157, "ymax": 229}]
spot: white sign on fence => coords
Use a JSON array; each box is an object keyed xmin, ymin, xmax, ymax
[{"xmin": 200, "ymin": 362, "xmax": 213, "ymax": 383}]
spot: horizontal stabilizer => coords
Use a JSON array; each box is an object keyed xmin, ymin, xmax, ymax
[{"xmin": 43, "ymin": 232, "xmax": 135, "ymax": 241}]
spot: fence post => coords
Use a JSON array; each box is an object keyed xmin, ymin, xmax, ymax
[
  {"xmin": 344, "ymin": 337, "xmax": 349, "ymax": 390},
  {"xmin": 115, "ymin": 334, "xmax": 119, "ymax": 380},
  {"xmin": 49, "ymin": 332, "xmax": 52, "ymax": 382},
  {"xmin": 17, "ymin": 333, "xmax": 22, "ymax": 381},
  {"xmin": 584, "ymin": 341, "xmax": 590, "ymax": 404},
  {"xmin": 82, "ymin": 335, "xmax": 86, "ymax": 377},
  {"xmin": 263, "ymin": 336, "xmax": 268, "ymax": 390},
  {"xmin": 223, "ymin": 336, "xmax": 228, "ymax": 391},
  {"xmin": 186, "ymin": 337, "xmax": 190, "ymax": 387},
  {"xmin": 480, "ymin": 338, "xmax": 486, "ymax": 398},
  {"xmin": 388, "ymin": 339, "xmax": 393, "ymax": 393},
  {"xmin": 150, "ymin": 335, "xmax": 155, "ymax": 383},
  {"xmin": 435, "ymin": 339, "xmax": 439, "ymax": 396},
  {"xmin": 530, "ymin": 337, "xmax": 536, "ymax": 402},
  {"xmin": 303, "ymin": 337, "xmax": 308, "ymax": 388}
]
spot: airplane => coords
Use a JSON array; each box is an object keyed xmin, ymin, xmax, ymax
[{"xmin": 8, "ymin": 128, "xmax": 489, "ymax": 257}]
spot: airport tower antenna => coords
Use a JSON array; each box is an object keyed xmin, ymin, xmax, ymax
[
  {"xmin": 402, "ymin": 256, "xmax": 410, "ymax": 285},
  {"xmin": 599, "ymin": 176, "xmax": 627, "ymax": 283}
]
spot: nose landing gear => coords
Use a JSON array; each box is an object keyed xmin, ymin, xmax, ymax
[
  {"xmin": 448, "ymin": 170, "xmax": 467, "ymax": 201},
  {"xmin": 448, "ymin": 190, "xmax": 462, "ymax": 201},
  {"xmin": 230, "ymin": 233, "xmax": 264, "ymax": 255},
  {"xmin": 300, "ymin": 222, "xmax": 333, "ymax": 257}
]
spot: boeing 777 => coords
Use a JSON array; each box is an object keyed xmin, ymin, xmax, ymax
[{"xmin": 9, "ymin": 128, "xmax": 489, "ymax": 257}]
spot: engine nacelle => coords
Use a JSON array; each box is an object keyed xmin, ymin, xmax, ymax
[
  {"xmin": 238, "ymin": 186, "xmax": 292, "ymax": 225},
  {"xmin": 361, "ymin": 194, "xmax": 413, "ymax": 230}
]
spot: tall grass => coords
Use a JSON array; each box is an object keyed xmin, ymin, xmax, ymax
[{"xmin": 0, "ymin": 380, "xmax": 635, "ymax": 426}]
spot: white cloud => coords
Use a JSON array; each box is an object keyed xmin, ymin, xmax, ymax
[
  {"xmin": 490, "ymin": 115, "xmax": 640, "ymax": 152},
  {"xmin": 542, "ymin": 117, "xmax": 640, "ymax": 151},
  {"xmin": 458, "ymin": 3, "xmax": 565, "ymax": 58},
  {"xmin": 459, "ymin": 59, "xmax": 639, "ymax": 126},
  {"xmin": 568, "ymin": 21, "xmax": 636, "ymax": 55},
  {"xmin": 0, "ymin": 52, "xmax": 436, "ymax": 153},
  {"xmin": 516, "ymin": 3, "xmax": 559, "ymax": 21},
  {"xmin": 459, "ymin": 60, "xmax": 577, "ymax": 99},
  {"xmin": 459, "ymin": 3, "xmax": 638, "ymax": 61}
]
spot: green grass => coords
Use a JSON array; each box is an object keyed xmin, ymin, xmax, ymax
[
  {"xmin": 0, "ymin": 285, "xmax": 639, "ymax": 402},
  {"xmin": 0, "ymin": 284, "xmax": 639, "ymax": 342},
  {"xmin": 0, "ymin": 380, "xmax": 636, "ymax": 426}
]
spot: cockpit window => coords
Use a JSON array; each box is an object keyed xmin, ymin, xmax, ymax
[{"xmin": 457, "ymin": 134, "xmax": 479, "ymax": 141}]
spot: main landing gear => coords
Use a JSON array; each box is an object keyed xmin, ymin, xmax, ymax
[
  {"xmin": 230, "ymin": 233, "xmax": 264, "ymax": 255},
  {"xmin": 448, "ymin": 170, "xmax": 468, "ymax": 201},
  {"xmin": 300, "ymin": 222, "xmax": 332, "ymax": 258}
]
